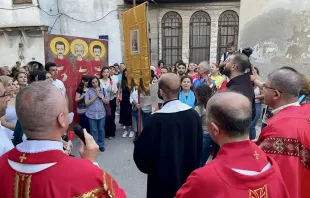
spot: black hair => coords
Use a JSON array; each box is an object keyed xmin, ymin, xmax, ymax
[
  {"xmin": 93, "ymin": 45, "xmax": 102, "ymax": 52},
  {"xmin": 29, "ymin": 70, "xmax": 40, "ymax": 83},
  {"xmin": 254, "ymin": 67, "xmax": 260, "ymax": 76},
  {"xmin": 37, "ymin": 71, "xmax": 47, "ymax": 81},
  {"xmin": 55, "ymin": 41, "xmax": 65, "ymax": 49},
  {"xmin": 120, "ymin": 69, "xmax": 128, "ymax": 90},
  {"xmin": 78, "ymin": 75, "xmax": 90, "ymax": 88},
  {"xmin": 45, "ymin": 62, "xmax": 57, "ymax": 72},
  {"xmin": 194, "ymin": 84, "xmax": 212, "ymax": 108},
  {"xmin": 88, "ymin": 76, "xmax": 101, "ymax": 88},
  {"xmin": 158, "ymin": 60, "xmax": 164, "ymax": 67},
  {"xmin": 241, "ymin": 47, "xmax": 253, "ymax": 58}
]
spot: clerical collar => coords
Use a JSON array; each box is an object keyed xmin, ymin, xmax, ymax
[
  {"xmin": 155, "ymin": 99, "xmax": 191, "ymax": 114},
  {"xmin": 272, "ymin": 102, "xmax": 300, "ymax": 115},
  {"xmin": 16, "ymin": 140, "xmax": 63, "ymax": 153},
  {"xmin": 163, "ymin": 99, "xmax": 178, "ymax": 106}
]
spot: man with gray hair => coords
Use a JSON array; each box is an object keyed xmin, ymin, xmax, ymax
[
  {"xmin": 256, "ymin": 68, "xmax": 310, "ymax": 198},
  {"xmin": 176, "ymin": 92, "xmax": 290, "ymax": 198},
  {"xmin": 193, "ymin": 61, "xmax": 214, "ymax": 89},
  {"xmin": 0, "ymin": 81, "xmax": 126, "ymax": 197}
]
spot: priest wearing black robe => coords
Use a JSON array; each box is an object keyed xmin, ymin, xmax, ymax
[{"xmin": 133, "ymin": 73, "xmax": 202, "ymax": 198}]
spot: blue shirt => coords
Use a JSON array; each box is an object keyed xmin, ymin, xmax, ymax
[
  {"xmin": 193, "ymin": 78, "xmax": 216, "ymax": 89},
  {"xmin": 85, "ymin": 88, "xmax": 107, "ymax": 120}
]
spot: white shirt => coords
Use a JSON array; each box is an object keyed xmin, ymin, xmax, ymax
[
  {"xmin": 0, "ymin": 121, "xmax": 14, "ymax": 156},
  {"xmin": 52, "ymin": 79, "xmax": 66, "ymax": 96},
  {"xmin": 272, "ymin": 102, "xmax": 300, "ymax": 115}
]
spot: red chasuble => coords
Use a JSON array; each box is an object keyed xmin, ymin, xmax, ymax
[
  {"xmin": 176, "ymin": 140, "xmax": 290, "ymax": 198},
  {"xmin": 76, "ymin": 59, "xmax": 91, "ymax": 82},
  {"xmin": 257, "ymin": 104, "xmax": 310, "ymax": 198},
  {"xmin": 0, "ymin": 148, "xmax": 126, "ymax": 198},
  {"xmin": 90, "ymin": 60, "xmax": 103, "ymax": 77},
  {"xmin": 54, "ymin": 57, "xmax": 75, "ymax": 86}
]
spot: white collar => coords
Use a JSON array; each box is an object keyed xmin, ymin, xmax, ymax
[
  {"xmin": 154, "ymin": 100, "xmax": 191, "ymax": 114},
  {"xmin": 16, "ymin": 140, "xmax": 64, "ymax": 153},
  {"xmin": 272, "ymin": 102, "xmax": 300, "ymax": 115}
]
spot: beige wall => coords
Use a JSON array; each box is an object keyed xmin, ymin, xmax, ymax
[
  {"xmin": 239, "ymin": 0, "xmax": 310, "ymax": 78},
  {"xmin": 118, "ymin": 2, "xmax": 240, "ymax": 66}
]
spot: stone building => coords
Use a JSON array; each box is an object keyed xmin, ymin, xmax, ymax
[{"xmin": 120, "ymin": 0, "xmax": 240, "ymax": 66}]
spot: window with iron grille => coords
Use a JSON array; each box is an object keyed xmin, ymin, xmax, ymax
[
  {"xmin": 217, "ymin": 10, "xmax": 239, "ymax": 62},
  {"xmin": 161, "ymin": 11, "xmax": 182, "ymax": 66},
  {"xmin": 189, "ymin": 11, "xmax": 211, "ymax": 64},
  {"xmin": 13, "ymin": 0, "xmax": 32, "ymax": 4}
]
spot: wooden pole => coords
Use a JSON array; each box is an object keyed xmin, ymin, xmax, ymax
[{"xmin": 133, "ymin": 0, "xmax": 142, "ymax": 136}]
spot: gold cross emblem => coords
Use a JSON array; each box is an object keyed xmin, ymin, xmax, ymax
[
  {"xmin": 19, "ymin": 153, "xmax": 27, "ymax": 163},
  {"xmin": 253, "ymin": 151, "xmax": 259, "ymax": 160}
]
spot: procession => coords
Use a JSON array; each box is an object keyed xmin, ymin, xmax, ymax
[{"xmin": 0, "ymin": 0, "xmax": 309, "ymax": 198}]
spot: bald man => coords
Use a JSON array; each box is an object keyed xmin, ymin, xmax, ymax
[
  {"xmin": 0, "ymin": 82, "xmax": 126, "ymax": 198},
  {"xmin": 134, "ymin": 73, "xmax": 202, "ymax": 198},
  {"xmin": 176, "ymin": 92, "xmax": 290, "ymax": 198}
]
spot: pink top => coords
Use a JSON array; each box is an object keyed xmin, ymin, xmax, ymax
[{"xmin": 156, "ymin": 68, "xmax": 161, "ymax": 76}]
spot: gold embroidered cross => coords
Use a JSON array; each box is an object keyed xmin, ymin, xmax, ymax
[
  {"xmin": 19, "ymin": 153, "xmax": 27, "ymax": 163},
  {"xmin": 253, "ymin": 151, "xmax": 259, "ymax": 160}
]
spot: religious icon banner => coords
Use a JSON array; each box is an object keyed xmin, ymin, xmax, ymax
[
  {"xmin": 122, "ymin": 2, "xmax": 150, "ymax": 93},
  {"xmin": 44, "ymin": 34, "xmax": 109, "ymax": 118}
]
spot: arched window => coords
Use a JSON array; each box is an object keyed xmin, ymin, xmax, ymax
[
  {"xmin": 217, "ymin": 10, "xmax": 239, "ymax": 61},
  {"xmin": 161, "ymin": 11, "xmax": 182, "ymax": 66},
  {"xmin": 189, "ymin": 11, "xmax": 211, "ymax": 64}
]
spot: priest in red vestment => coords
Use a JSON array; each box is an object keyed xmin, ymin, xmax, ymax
[
  {"xmin": 256, "ymin": 68, "xmax": 310, "ymax": 198},
  {"xmin": 0, "ymin": 81, "xmax": 126, "ymax": 198},
  {"xmin": 176, "ymin": 92, "xmax": 290, "ymax": 198}
]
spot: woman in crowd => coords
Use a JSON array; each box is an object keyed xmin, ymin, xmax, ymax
[
  {"xmin": 28, "ymin": 70, "xmax": 40, "ymax": 83},
  {"xmin": 100, "ymin": 67, "xmax": 118, "ymax": 140},
  {"xmin": 210, "ymin": 63, "xmax": 224, "ymax": 89},
  {"xmin": 179, "ymin": 75, "xmax": 195, "ymax": 108},
  {"xmin": 187, "ymin": 63, "xmax": 199, "ymax": 80},
  {"xmin": 85, "ymin": 76, "xmax": 110, "ymax": 152},
  {"xmin": 22, "ymin": 65, "xmax": 30, "ymax": 75},
  {"xmin": 250, "ymin": 67, "xmax": 264, "ymax": 140},
  {"xmin": 0, "ymin": 76, "xmax": 17, "ymax": 139},
  {"xmin": 75, "ymin": 75, "xmax": 90, "ymax": 134},
  {"xmin": 15, "ymin": 72, "xmax": 28, "ymax": 89},
  {"xmin": 118, "ymin": 69, "xmax": 133, "ymax": 138},
  {"xmin": 156, "ymin": 60, "xmax": 164, "ymax": 76},
  {"xmin": 37, "ymin": 71, "xmax": 53, "ymax": 82},
  {"xmin": 194, "ymin": 84, "xmax": 214, "ymax": 167}
]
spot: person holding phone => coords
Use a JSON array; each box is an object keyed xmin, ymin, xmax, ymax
[{"xmin": 85, "ymin": 76, "xmax": 109, "ymax": 152}]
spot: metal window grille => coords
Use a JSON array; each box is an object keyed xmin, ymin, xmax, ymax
[
  {"xmin": 217, "ymin": 10, "xmax": 239, "ymax": 62},
  {"xmin": 189, "ymin": 11, "xmax": 211, "ymax": 64},
  {"xmin": 161, "ymin": 11, "xmax": 182, "ymax": 66}
]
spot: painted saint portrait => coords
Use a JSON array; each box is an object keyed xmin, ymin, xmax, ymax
[
  {"xmin": 130, "ymin": 29, "xmax": 140, "ymax": 55},
  {"xmin": 70, "ymin": 39, "xmax": 90, "ymax": 82},
  {"xmin": 89, "ymin": 41, "xmax": 106, "ymax": 77}
]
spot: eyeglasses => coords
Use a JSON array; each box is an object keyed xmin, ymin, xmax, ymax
[{"xmin": 262, "ymin": 83, "xmax": 283, "ymax": 93}]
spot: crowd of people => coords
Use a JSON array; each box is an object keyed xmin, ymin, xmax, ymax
[{"xmin": 0, "ymin": 41, "xmax": 309, "ymax": 197}]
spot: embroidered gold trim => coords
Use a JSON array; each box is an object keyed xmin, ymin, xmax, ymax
[
  {"xmin": 14, "ymin": 172, "xmax": 32, "ymax": 198},
  {"xmin": 259, "ymin": 137, "xmax": 310, "ymax": 169},
  {"xmin": 249, "ymin": 184, "xmax": 268, "ymax": 198},
  {"xmin": 73, "ymin": 186, "xmax": 106, "ymax": 198}
]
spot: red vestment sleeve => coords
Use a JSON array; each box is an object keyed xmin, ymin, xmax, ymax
[{"xmin": 175, "ymin": 170, "xmax": 205, "ymax": 198}]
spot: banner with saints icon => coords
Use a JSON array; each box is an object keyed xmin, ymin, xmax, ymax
[
  {"xmin": 44, "ymin": 34, "xmax": 109, "ymax": 117},
  {"xmin": 122, "ymin": 2, "xmax": 150, "ymax": 93}
]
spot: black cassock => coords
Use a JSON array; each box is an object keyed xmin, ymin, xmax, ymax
[{"xmin": 134, "ymin": 100, "xmax": 202, "ymax": 198}]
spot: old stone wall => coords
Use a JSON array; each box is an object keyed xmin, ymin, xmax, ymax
[{"xmin": 239, "ymin": 0, "xmax": 310, "ymax": 78}]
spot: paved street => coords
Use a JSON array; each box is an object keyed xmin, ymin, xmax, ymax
[{"xmin": 71, "ymin": 115, "xmax": 147, "ymax": 198}]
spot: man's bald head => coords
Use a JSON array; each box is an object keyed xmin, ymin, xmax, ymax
[
  {"xmin": 207, "ymin": 92, "xmax": 252, "ymax": 138},
  {"xmin": 16, "ymin": 81, "xmax": 68, "ymax": 138},
  {"xmin": 158, "ymin": 73, "xmax": 181, "ymax": 100}
]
